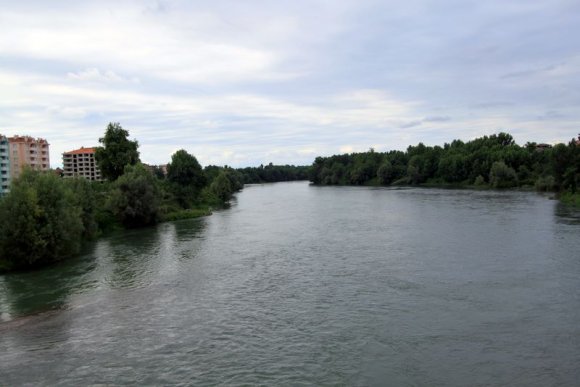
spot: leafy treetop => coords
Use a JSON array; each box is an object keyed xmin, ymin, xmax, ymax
[{"xmin": 95, "ymin": 122, "xmax": 140, "ymax": 181}]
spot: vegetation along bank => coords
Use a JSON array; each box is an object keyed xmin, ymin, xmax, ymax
[
  {"xmin": 0, "ymin": 123, "xmax": 309, "ymax": 273},
  {"xmin": 310, "ymin": 132, "xmax": 580, "ymax": 201}
]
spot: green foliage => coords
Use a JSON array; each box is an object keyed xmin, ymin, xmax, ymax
[
  {"xmin": 310, "ymin": 131, "xmax": 578, "ymax": 195},
  {"xmin": 473, "ymin": 175, "xmax": 486, "ymax": 186},
  {"xmin": 95, "ymin": 122, "xmax": 140, "ymax": 181},
  {"xmin": 377, "ymin": 160, "xmax": 394, "ymax": 184},
  {"xmin": 535, "ymin": 175, "xmax": 556, "ymax": 192},
  {"xmin": 151, "ymin": 165, "xmax": 166, "ymax": 180},
  {"xmin": 438, "ymin": 154, "xmax": 468, "ymax": 183},
  {"xmin": 559, "ymin": 192, "xmax": 580, "ymax": 207},
  {"xmin": 108, "ymin": 164, "xmax": 161, "ymax": 228},
  {"xmin": 204, "ymin": 165, "xmax": 223, "ymax": 184},
  {"xmin": 64, "ymin": 178, "xmax": 99, "ymax": 239},
  {"xmin": 0, "ymin": 170, "xmax": 83, "ymax": 270},
  {"xmin": 167, "ymin": 150, "xmax": 206, "ymax": 188},
  {"xmin": 167, "ymin": 149, "xmax": 206, "ymax": 207},
  {"xmin": 210, "ymin": 171, "xmax": 234, "ymax": 202},
  {"xmin": 489, "ymin": 161, "xmax": 518, "ymax": 188},
  {"xmin": 237, "ymin": 163, "xmax": 310, "ymax": 184}
]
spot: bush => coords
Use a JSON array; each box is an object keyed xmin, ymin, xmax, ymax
[
  {"xmin": 377, "ymin": 160, "xmax": 395, "ymax": 185},
  {"xmin": 210, "ymin": 171, "xmax": 234, "ymax": 202},
  {"xmin": 559, "ymin": 192, "xmax": 580, "ymax": 207},
  {"xmin": 65, "ymin": 178, "xmax": 99, "ymax": 239},
  {"xmin": 489, "ymin": 161, "xmax": 518, "ymax": 188},
  {"xmin": 0, "ymin": 170, "xmax": 83, "ymax": 270},
  {"xmin": 535, "ymin": 175, "xmax": 556, "ymax": 192},
  {"xmin": 473, "ymin": 175, "xmax": 486, "ymax": 186},
  {"xmin": 167, "ymin": 150, "xmax": 206, "ymax": 207},
  {"xmin": 108, "ymin": 164, "xmax": 161, "ymax": 228}
]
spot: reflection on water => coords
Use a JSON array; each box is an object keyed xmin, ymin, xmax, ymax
[
  {"xmin": 0, "ymin": 218, "xmax": 207, "ymax": 322},
  {"xmin": 555, "ymin": 202, "xmax": 580, "ymax": 225},
  {"xmin": 0, "ymin": 183, "xmax": 579, "ymax": 386},
  {"xmin": 0, "ymin": 253, "xmax": 98, "ymax": 322},
  {"xmin": 100, "ymin": 227, "xmax": 164, "ymax": 289}
]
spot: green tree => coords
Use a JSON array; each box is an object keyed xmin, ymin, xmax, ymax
[
  {"xmin": 0, "ymin": 170, "xmax": 83, "ymax": 270},
  {"xmin": 210, "ymin": 171, "xmax": 234, "ymax": 202},
  {"xmin": 489, "ymin": 161, "xmax": 518, "ymax": 188},
  {"xmin": 95, "ymin": 122, "xmax": 140, "ymax": 181},
  {"xmin": 65, "ymin": 178, "xmax": 99, "ymax": 239},
  {"xmin": 377, "ymin": 160, "xmax": 394, "ymax": 185},
  {"xmin": 167, "ymin": 150, "xmax": 207, "ymax": 207},
  {"xmin": 108, "ymin": 164, "xmax": 160, "ymax": 228}
]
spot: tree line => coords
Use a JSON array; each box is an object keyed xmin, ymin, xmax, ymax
[
  {"xmin": 236, "ymin": 163, "xmax": 310, "ymax": 184},
  {"xmin": 0, "ymin": 123, "xmax": 245, "ymax": 272},
  {"xmin": 310, "ymin": 132, "xmax": 580, "ymax": 195}
]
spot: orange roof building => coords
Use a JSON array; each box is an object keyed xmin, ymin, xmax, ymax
[{"xmin": 62, "ymin": 147, "xmax": 102, "ymax": 181}]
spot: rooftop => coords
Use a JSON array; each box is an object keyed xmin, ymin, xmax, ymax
[
  {"xmin": 63, "ymin": 147, "xmax": 96, "ymax": 155},
  {"xmin": 9, "ymin": 135, "xmax": 49, "ymax": 144}
]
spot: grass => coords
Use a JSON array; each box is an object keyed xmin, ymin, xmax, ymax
[{"xmin": 559, "ymin": 192, "xmax": 580, "ymax": 207}]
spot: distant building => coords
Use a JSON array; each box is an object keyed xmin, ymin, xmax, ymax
[
  {"xmin": 535, "ymin": 143, "xmax": 552, "ymax": 152},
  {"xmin": 8, "ymin": 135, "xmax": 50, "ymax": 179},
  {"xmin": 143, "ymin": 163, "xmax": 169, "ymax": 177},
  {"xmin": 62, "ymin": 147, "xmax": 102, "ymax": 181},
  {"xmin": 0, "ymin": 135, "xmax": 10, "ymax": 195}
]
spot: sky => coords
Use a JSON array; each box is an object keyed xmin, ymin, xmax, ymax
[{"xmin": 1, "ymin": 0, "xmax": 579, "ymax": 168}]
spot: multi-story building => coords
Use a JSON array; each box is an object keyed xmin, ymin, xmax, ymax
[
  {"xmin": 62, "ymin": 147, "xmax": 102, "ymax": 181},
  {"xmin": 0, "ymin": 135, "xmax": 10, "ymax": 195},
  {"xmin": 8, "ymin": 135, "xmax": 50, "ymax": 179}
]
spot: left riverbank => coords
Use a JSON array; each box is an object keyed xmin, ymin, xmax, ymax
[{"xmin": 0, "ymin": 164, "xmax": 240, "ymax": 274}]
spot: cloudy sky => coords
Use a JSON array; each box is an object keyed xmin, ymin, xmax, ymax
[{"xmin": 1, "ymin": 0, "xmax": 579, "ymax": 167}]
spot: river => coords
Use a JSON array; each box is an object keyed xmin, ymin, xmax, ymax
[{"xmin": 1, "ymin": 181, "xmax": 579, "ymax": 386}]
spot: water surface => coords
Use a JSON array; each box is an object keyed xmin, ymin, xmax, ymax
[{"xmin": 1, "ymin": 182, "xmax": 579, "ymax": 386}]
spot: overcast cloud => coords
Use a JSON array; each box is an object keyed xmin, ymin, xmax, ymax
[{"xmin": 1, "ymin": 0, "xmax": 579, "ymax": 167}]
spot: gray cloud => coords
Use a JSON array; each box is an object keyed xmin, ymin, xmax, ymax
[
  {"xmin": 0, "ymin": 0, "xmax": 579, "ymax": 166},
  {"xmin": 400, "ymin": 121, "xmax": 422, "ymax": 129},
  {"xmin": 423, "ymin": 116, "xmax": 451, "ymax": 123},
  {"xmin": 500, "ymin": 63, "xmax": 564, "ymax": 79}
]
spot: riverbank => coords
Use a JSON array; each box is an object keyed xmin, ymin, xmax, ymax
[
  {"xmin": 559, "ymin": 192, "xmax": 580, "ymax": 207},
  {"xmin": 0, "ymin": 202, "xmax": 218, "ymax": 275}
]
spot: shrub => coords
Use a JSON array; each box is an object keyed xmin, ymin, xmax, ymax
[
  {"xmin": 108, "ymin": 164, "xmax": 161, "ymax": 228},
  {"xmin": 535, "ymin": 175, "xmax": 556, "ymax": 192},
  {"xmin": 489, "ymin": 161, "xmax": 518, "ymax": 188},
  {"xmin": 0, "ymin": 170, "xmax": 83, "ymax": 270},
  {"xmin": 473, "ymin": 175, "xmax": 486, "ymax": 186}
]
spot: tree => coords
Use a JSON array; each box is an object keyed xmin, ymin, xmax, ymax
[
  {"xmin": 209, "ymin": 171, "xmax": 234, "ymax": 202},
  {"xmin": 95, "ymin": 122, "xmax": 140, "ymax": 181},
  {"xmin": 377, "ymin": 160, "xmax": 394, "ymax": 185},
  {"xmin": 0, "ymin": 169, "xmax": 83, "ymax": 270},
  {"xmin": 489, "ymin": 161, "xmax": 517, "ymax": 188},
  {"xmin": 108, "ymin": 164, "xmax": 160, "ymax": 228},
  {"xmin": 167, "ymin": 150, "xmax": 207, "ymax": 207},
  {"xmin": 65, "ymin": 178, "xmax": 99, "ymax": 239},
  {"xmin": 407, "ymin": 155, "xmax": 425, "ymax": 184}
]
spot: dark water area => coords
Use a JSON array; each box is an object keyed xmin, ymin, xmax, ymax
[{"xmin": 1, "ymin": 182, "xmax": 579, "ymax": 386}]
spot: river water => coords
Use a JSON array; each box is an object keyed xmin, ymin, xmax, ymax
[{"xmin": 1, "ymin": 182, "xmax": 579, "ymax": 386}]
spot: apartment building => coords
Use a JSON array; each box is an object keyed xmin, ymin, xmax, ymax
[
  {"xmin": 8, "ymin": 135, "xmax": 50, "ymax": 179},
  {"xmin": 62, "ymin": 147, "xmax": 102, "ymax": 181},
  {"xmin": 0, "ymin": 135, "xmax": 10, "ymax": 195}
]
